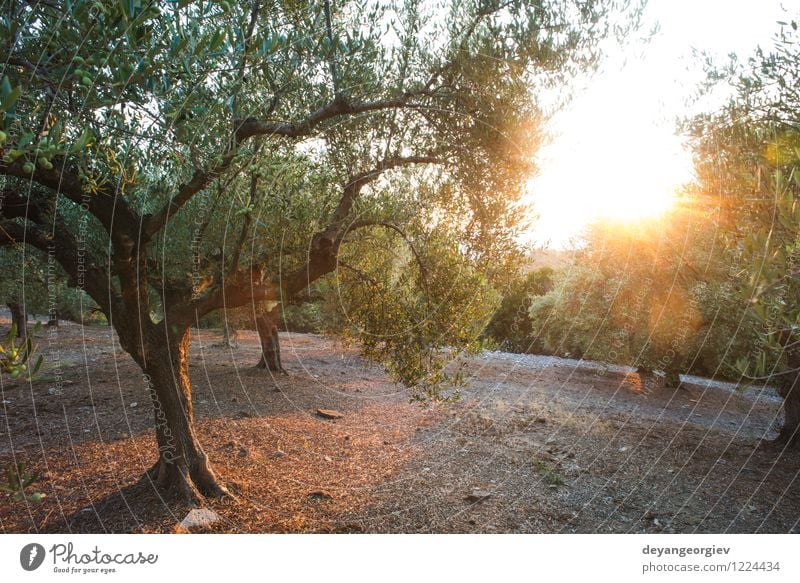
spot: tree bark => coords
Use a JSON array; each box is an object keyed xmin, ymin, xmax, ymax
[
  {"xmin": 7, "ymin": 302, "xmax": 27, "ymax": 338},
  {"xmin": 774, "ymin": 346, "xmax": 800, "ymax": 449},
  {"xmin": 221, "ymin": 325, "xmax": 239, "ymax": 348},
  {"xmin": 141, "ymin": 325, "xmax": 229, "ymax": 501},
  {"xmin": 255, "ymin": 305, "xmax": 285, "ymax": 372}
]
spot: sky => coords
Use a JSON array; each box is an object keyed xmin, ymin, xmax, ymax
[{"xmin": 524, "ymin": 0, "xmax": 794, "ymax": 248}]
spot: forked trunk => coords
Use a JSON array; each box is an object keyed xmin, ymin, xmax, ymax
[
  {"xmin": 7, "ymin": 302, "xmax": 26, "ymax": 338},
  {"xmin": 141, "ymin": 325, "xmax": 229, "ymax": 501},
  {"xmin": 255, "ymin": 305, "xmax": 285, "ymax": 373}
]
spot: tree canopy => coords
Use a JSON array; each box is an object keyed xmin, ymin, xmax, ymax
[{"xmin": 0, "ymin": 0, "xmax": 640, "ymax": 498}]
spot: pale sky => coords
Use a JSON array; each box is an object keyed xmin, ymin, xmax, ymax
[{"xmin": 525, "ymin": 0, "xmax": 794, "ymax": 248}]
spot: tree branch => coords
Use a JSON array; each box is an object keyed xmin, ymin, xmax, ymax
[
  {"xmin": 0, "ymin": 159, "xmax": 141, "ymax": 255},
  {"xmin": 343, "ymin": 220, "xmax": 430, "ymax": 292},
  {"xmin": 143, "ymin": 153, "xmax": 236, "ymax": 239},
  {"xmin": 0, "ymin": 219, "xmax": 119, "ymax": 316},
  {"xmin": 233, "ymin": 93, "xmax": 427, "ymax": 142}
]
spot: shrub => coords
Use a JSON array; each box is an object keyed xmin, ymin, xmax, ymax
[{"xmin": 485, "ymin": 267, "xmax": 553, "ymax": 353}]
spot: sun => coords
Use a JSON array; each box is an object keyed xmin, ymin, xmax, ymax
[
  {"xmin": 526, "ymin": 114, "xmax": 692, "ymax": 246},
  {"xmin": 524, "ymin": 61, "xmax": 695, "ymax": 247}
]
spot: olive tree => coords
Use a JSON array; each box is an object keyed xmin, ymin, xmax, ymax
[
  {"xmin": 0, "ymin": 0, "xmax": 638, "ymax": 499},
  {"xmin": 688, "ymin": 16, "xmax": 800, "ymax": 447}
]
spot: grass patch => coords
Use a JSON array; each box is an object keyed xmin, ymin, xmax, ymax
[{"xmin": 535, "ymin": 460, "xmax": 566, "ymax": 486}]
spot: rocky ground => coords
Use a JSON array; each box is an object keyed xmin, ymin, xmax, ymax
[{"xmin": 1, "ymin": 317, "xmax": 798, "ymax": 533}]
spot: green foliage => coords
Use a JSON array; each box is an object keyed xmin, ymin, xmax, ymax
[
  {"xmin": 281, "ymin": 303, "xmax": 325, "ymax": 334},
  {"xmin": 0, "ymin": 323, "xmax": 43, "ymax": 381},
  {"xmin": 336, "ymin": 228, "xmax": 500, "ymax": 401},
  {"xmin": 56, "ymin": 288, "xmax": 107, "ymax": 325},
  {"xmin": 534, "ymin": 460, "xmax": 565, "ymax": 486},
  {"xmin": 0, "ymin": 462, "xmax": 42, "ymax": 502},
  {"xmin": 529, "ymin": 216, "xmax": 761, "ymax": 381},
  {"xmin": 0, "ymin": 0, "xmax": 642, "ymax": 404},
  {"xmin": 689, "ymin": 16, "xmax": 800, "ymax": 388},
  {"xmin": 485, "ymin": 267, "xmax": 553, "ymax": 353}
]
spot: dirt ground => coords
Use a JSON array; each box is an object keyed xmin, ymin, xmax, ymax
[{"xmin": 1, "ymin": 316, "xmax": 798, "ymax": 533}]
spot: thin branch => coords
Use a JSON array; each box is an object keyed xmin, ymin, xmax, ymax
[
  {"xmin": 228, "ymin": 169, "xmax": 259, "ymax": 276},
  {"xmin": 343, "ymin": 220, "xmax": 430, "ymax": 293},
  {"xmin": 338, "ymin": 260, "xmax": 379, "ymax": 287},
  {"xmin": 330, "ymin": 155, "xmax": 441, "ymax": 226},
  {"xmin": 233, "ymin": 93, "xmax": 428, "ymax": 142},
  {"xmin": 144, "ymin": 152, "xmax": 236, "ymax": 239},
  {"xmin": 323, "ymin": 0, "xmax": 340, "ymax": 97}
]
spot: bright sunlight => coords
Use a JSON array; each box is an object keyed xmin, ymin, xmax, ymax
[{"xmin": 526, "ymin": 0, "xmax": 788, "ymax": 248}]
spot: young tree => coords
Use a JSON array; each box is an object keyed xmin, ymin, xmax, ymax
[{"xmin": 0, "ymin": 0, "xmax": 639, "ymax": 499}]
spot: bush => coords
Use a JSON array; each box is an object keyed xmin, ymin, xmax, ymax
[
  {"xmin": 280, "ymin": 303, "xmax": 324, "ymax": 333},
  {"xmin": 56, "ymin": 288, "xmax": 107, "ymax": 325},
  {"xmin": 485, "ymin": 267, "xmax": 553, "ymax": 353},
  {"xmin": 527, "ymin": 239, "xmax": 772, "ymax": 383}
]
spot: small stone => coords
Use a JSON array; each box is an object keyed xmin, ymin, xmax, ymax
[
  {"xmin": 238, "ymin": 446, "xmax": 249, "ymax": 457},
  {"xmin": 308, "ymin": 490, "xmax": 334, "ymax": 501},
  {"xmin": 619, "ymin": 446, "xmax": 629, "ymax": 452},
  {"xmin": 274, "ymin": 450, "xmax": 286, "ymax": 458},
  {"xmin": 48, "ymin": 387, "xmax": 62, "ymax": 396},
  {"xmin": 323, "ymin": 455, "xmax": 332, "ymax": 462},
  {"xmin": 129, "ymin": 401, "xmax": 138, "ymax": 408},
  {"xmin": 464, "ymin": 488, "xmax": 492, "ymax": 503},
  {"xmin": 535, "ymin": 417, "xmax": 547, "ymax": 424},
  {"xmin": 317, "ymin": 409, "xmax": 343, "ymax": 419},
  {"xmin": 180, "ymin": 508, "xmax": 221, "ymax": 530}
]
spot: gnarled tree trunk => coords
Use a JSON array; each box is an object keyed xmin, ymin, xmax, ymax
[
  {"xmin": 255, "ymin": 305, "xmax": 285, "ymax": 373},
  {"xmin": 140, "ymin": 325, "xmax": 229, "ymax": 500},
  {"xmin": 7, "ymin": 302, "xmax": 26, "ymax": 338}
]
